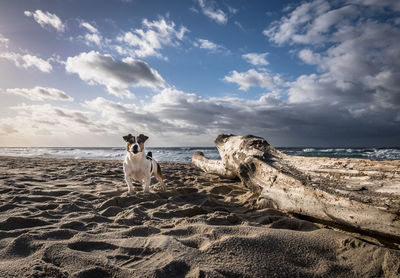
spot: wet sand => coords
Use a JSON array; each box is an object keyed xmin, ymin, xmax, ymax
[{"xmin": 0, "ymin": 156, "xmax": 399, "ymax": 277}]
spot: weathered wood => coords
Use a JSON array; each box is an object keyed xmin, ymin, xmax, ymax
[
  {"xmin": 192, "ymin": 134, "xmax": 400, "ymax": 240},
  {"xmin": 192, "ymin": 151, "xmax": 237, "ymax": 179}
]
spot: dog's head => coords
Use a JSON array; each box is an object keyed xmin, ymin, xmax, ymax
[{"xmin": 123, "ymin": 133, "xmax": 149, "ymax": 154}]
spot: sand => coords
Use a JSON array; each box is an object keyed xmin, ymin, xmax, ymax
[{"xmin": 0, "ymin": 156, "xmax": 399, "ymax": 278}]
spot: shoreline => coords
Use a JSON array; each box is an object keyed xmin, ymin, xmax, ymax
[
  {"xmin": 0, "ymin": 156, "xmax": 399, "ymax": 277},
  {"xmin": 1, "ymin": 144, "xmax": 400, "ymax": 162}
]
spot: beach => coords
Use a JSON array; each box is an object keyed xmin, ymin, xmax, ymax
[{"xmin": 0, "ymin": 156, "xmax": 399, "ymax": 278}]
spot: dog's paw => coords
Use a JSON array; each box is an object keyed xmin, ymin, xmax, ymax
[
  {"xmin": 154, "ymin": 183, "xmax": 166, "ymax": 192},
  {"xmin": 127, "ymin": 190, "xmax": 135, "ymax": 196}
]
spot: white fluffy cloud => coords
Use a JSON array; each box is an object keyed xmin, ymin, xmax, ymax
[
  {"xmin": 298, "ymin": 49, "xmax": 320, "ymax": 64},
  {"xmin": 5, "ymin": 87, "xmax": 73, "ymax": 102},
  {"xmin": 84, "ymin": 33, "xmax": 102, "ymax": 46},
  {"xmin": 24, "ymin": 10, "xmax": 65, "ymax": 32},
  {"xmin": 242, "ymin": 52, "xmax": 269, "ymax": 66},
  {"xmin": 193, "ymin": 38, "xmax": 227, "ymax": 53},
  {"xmin": 194, "ymin": 39, "xmax": 218, "ymax": 50},
  {"xmin": 0, "ymin": 52, "xmax": 52, "ymax": 72},
  {"xmin": 224, "ymin": 69, "xmax": 283, "ymax": 91},
  {"xmin": 117, "ymin": 18, "xmax": 187, "ymax": 59},
  {"xmin": 80, "ymin": 21, "xmax": 102, "ymax": 46},
  {"xmin": 263, "ymin": 0, "xmax": 331, "ymax": 45},
  {"xmin": 65, "ymin": 51, "xmax": 165, "ymax": 98},
  {"xmin": 196, "ymin": 0, "xmax": 228, "ymax": 24}
]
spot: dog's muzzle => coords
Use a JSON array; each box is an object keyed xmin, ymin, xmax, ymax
[{"xmin": 131, "ymin": 143, "xmax": 139, "ymax": 154}]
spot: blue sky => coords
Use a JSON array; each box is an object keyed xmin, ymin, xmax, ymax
[{"xmin": 0, "ymin": 0, "xmax": 399, "ymax": 147}]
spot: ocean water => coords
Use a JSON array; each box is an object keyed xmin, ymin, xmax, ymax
[{"xmin": 0, "ymin": 147, "xmax": 399, "ymax": 162}]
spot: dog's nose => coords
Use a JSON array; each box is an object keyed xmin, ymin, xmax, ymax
[{"xmin": 132, "ymin": 144, "xmax": 139, "ymax": 153}]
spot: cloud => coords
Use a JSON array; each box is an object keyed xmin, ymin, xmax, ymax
[
  {"xmin": 278, "ymin": 3, "xmax": 400, "ymax": 112},
  {"xmin": 242, "ymin": 52, "xmax": 269, "ymax": 66},
  {"xmin": 257, "ymin": 0, "xmax": 400, "ymax": 145},
  {"xmin": 2, "ymin": 0, "xmax": 399, "ymax": 147},
  {"xmin": 24, "ymin": 10, "xmax": 65, "ymax": 32},
  {"xmin": 80, "ymin": 22, "xmax": 98, "ymax": 33},
  {"xmin": 84, "ymin": 97, "xmax": 174, "ymax": 134},
  {"xmin": 0, "ymin": 52, "xmax": 52, "ymax": 72},
  {"xmin": 263, "ymin": 0, "xmax": 331, "ymax": 45},
  {"xmin": 262, "ymin": 0, "xmax": 400, "ymax": 111},
  {"xmin": 84, "ymin": 33, "xmax": 102, "ymax": 46},
  {"xmin": 196, "ymin": 0, "xmax": 228, "ymax": 24},
  {"xmin": 0, "ymin": 104, "xmax": 96, "ymax": 136},
  {"xmin": 223, "ymin": 69, "xmax": 283, "ymax": 91},
  {"xmin": 226, "ymin": 5, "xmax": 238, "ymax": 15},
  {"xmin": 2, "ymin": 84, "xmax": 399, "ymax": 146},
  {"xmin": 5, "ymin": 87, "xmax": 73, "ymax": 102},
  {"xmin": 298, "ymin": 49, "xmax": 321, "ymax": 64},
  {"xmin": 189, "ymin": 6, "xmax": 199, "ymax": 13},
  {"xmin": 83, "ymin": 87, "xmax": 399, "ymax": 146},
  {"xmin": 0, "ymin": 34, "xmax": 8, "ymax": 48},
  {"xmin": 0, "ymin": 124, "xmax": 17, "ymax": 135},
  {"xmin": 194, "ymin": 39, "xmax": 218, "ymax": 50},
  {"xmin": 349, "ymin": 0, "xmax": 400, "ymax": 12},
  {"xmin": 83, "ymin": 89, "xmax": 225, "ymax": 139},
  {"xmin": 65, "ymin": 51, "xmax": 165, "ymax": 98},
  {"xmin": 116, "ymin": 18, "xmax": 188, "ymax": 59},
  {"xmin": 234, "ymin": 21, "xmax": 245, "ymax": 31},
  {"xmin": 193, "ymin": 38, "xmax": 228, "ymax": 53},
  {"xmin": 79, "ymin": 21, "xmax": 102, "ymax": 46}
]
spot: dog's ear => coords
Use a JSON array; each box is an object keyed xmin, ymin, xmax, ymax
[
  {"xmin": 137, "ymin": 134, "xmax": 149, "ymax": 143},
  {"xmin": 123, "ymin": 134, "xmax": 133, "ymax": 143}
]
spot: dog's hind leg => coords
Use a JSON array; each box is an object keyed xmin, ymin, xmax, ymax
[
  {"xmin": 124, "ymin": 173, "xmax": 135, "ymax": 195},
  {"xmin": 155, "ymin": 163, "xmax": 166, "ymax": 191}
]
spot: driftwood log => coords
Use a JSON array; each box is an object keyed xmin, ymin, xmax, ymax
[{"xmin": 192, "ymin": 134, "xmax": 400, "ymax": 241}]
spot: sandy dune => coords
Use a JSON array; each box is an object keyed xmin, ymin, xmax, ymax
[{"xmin": 0, "ymin": 156, "xmax": 399, "ymax": 277}]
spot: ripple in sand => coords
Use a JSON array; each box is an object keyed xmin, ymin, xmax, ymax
[
  {"xmin": 1, "ymin": 234, "xmax": 43, "ymax": 258},
  {"xmin": 121, "ymin": 225, "xmax": 160, "ymax": 237},
  {"xmin": 68, "ymin": 241, "xmax": 118, "ymax": 252},
  {"xmin": 153, "ymin": 260, "xmax": 190, "ymax": 277},
  {"xmin": 0, "ymin": 216, "xmax": 51, "ymax": 231},
  {"xmin": 72, "ymin": 266, "xmax": 112, "ymax": 278},
  {"xmin": 36, "ymin": 229, "xmax": 77, "ymax": 240},
  {"xmin": 100, "ymin": 206, "xmax": 123, "ymax": 217}
]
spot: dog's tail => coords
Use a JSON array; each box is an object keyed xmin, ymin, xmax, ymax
[{"xmin": 146, "ymin": 151, "xmax": 153, "ymax": 158}]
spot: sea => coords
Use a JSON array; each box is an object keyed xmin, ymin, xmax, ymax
[{"xmin": 0, "ymin": 147, "xmax": 399, "ymax": 162}]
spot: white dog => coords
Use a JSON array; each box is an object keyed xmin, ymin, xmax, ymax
[{"xmin": 122, "ymin": 133, "xmax": 165, "ymax": 194}]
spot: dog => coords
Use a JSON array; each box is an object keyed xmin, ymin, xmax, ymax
[{"xmin": 122, "ymin": 133, "xmax": 165, "ymax": 194}]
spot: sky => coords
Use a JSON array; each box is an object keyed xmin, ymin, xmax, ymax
[{"xmin": 0, "ymin": 0, "xmax": 399, "ymax": 147}]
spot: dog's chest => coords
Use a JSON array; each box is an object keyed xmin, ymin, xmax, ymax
[{"xmin": 124, "ymin": 154, "xmax": 149, "ymax": 179}]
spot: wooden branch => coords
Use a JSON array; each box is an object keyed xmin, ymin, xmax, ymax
[{"xmin": 192, "ymin": 151, "xmax": 237, "ymax": 179}]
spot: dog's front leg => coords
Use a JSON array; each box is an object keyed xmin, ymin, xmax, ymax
[
  {"xmin": 143, "ymin": 175, "xmax": 151, "ymax": 194},
  {"xmin": 124, "ymin": 173, "xmax": 135, "ymax": 195}
]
